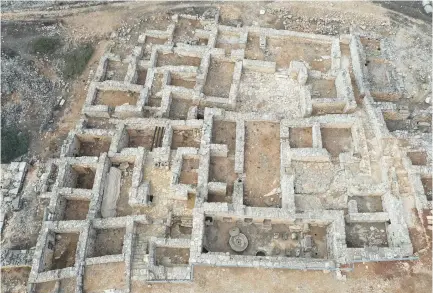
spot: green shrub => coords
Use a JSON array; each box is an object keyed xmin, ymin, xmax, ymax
[
  {"xmin": 1, "ymin": 126, "xmax": 30, "ymax": 163},
  {"xmin": 31, "ymin": 36, "xmax": 61, "ymax": 55},
  {"xmin": 62, "ymin": 43, "xmax": 94, "ymax": 79}
]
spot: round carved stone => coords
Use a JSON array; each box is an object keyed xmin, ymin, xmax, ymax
[
  {"xmin": 229, "ymin": 233, "xmax": 249, "ymax": 252},
  {"xmin": 229, "ymin": 227, "xmax": 240, "ymax": 237}
]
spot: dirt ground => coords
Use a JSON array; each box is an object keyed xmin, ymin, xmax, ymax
[
  {"xmin": 203, "ymin": 58, "xmax": 235, "ymax": 98},
  {"xmin": 244, "ymin": 121, "xmax": 280, "ymax": 207},
  {"xmin": 74, "ymin": 167, "xmax": 96, "ymax": 189},
  {"xmin": 79, "ymin": 137, "xmax": 111, "ymax": 157},
  {"xmin": 50, "ymin": 233, "xmax": 79, "ymax": 271},
  {"xmin": 320, "ymin": 127, "xmax": 353, "ymax": 157},
  {"xmin": 33, "ymin": 279, "xmax": 76, "ymax": 293},
  {"xmin": 211, "ymin": 120, "xmax": 236, "ymax": 155},
  {"xmin": 95, "ymin": 90, "xmax": 139, "ymax": 107},
  {"xmin": 267, "ymin": 37, "xmax": 332, "ymax": 70},
  {"xmin": 169, "ymin": 98, "xmax": 194, "ymax": 119},
  {"xmin": 155, "ymin": 247, "xmax": 190, "ymax": 266},
  {"xmin": 105, "ymin": 59, "xmax": 128, "ymax": 81},
  {"xmin": 63, "ymin": 198, "xmax": 90, "ymax": 221},
  {"xmin": 309, "ymin": 78, "xmax": 337, "ymax": 99},
  {"xmin": 289, "ymin": 127, "xmax": 313, "ymax": 148},
  {"xmin": 208, "ymin": 156, "xmax": 237, "ymax": 201},
  {"xmin": 128, "ymin": 128, "xmax": 155, "ymax": 149},
  {"xmin": 407, "ymin": 151, "xmax": 428, "ymax": 166},
  {"xmin": 421, "ymin": 177, "xmax": 432, "ymax": 201},
  {"xmin": 170, "ymin": 75, "xmax": 196, "ymax": 89},
  {"xmin": 173, "ymin": 17, "xmax": 204, "ymax": 44},
  {"xmin": 345, "ymin": 222, "xmax": 389, "ymax": 248},
  {"xmin": 170, "ymin": 218, "xmax": 193, "ymax": 239},
  {"xmin": 83, "ymin": 262, "xmax": 126, "ymax": 293},
  {"xmin": 171, "ymin": 129, "xmax": 201, "ymax": 149},
  {"xmin": 92, "ymin": 228, "xmax": 126, "ymax": 257},
  {"xmin": 1, "ymin": 268, "xmax": 30, "ymax": 293},
  {"xmin": 180, "ymin": 157, "xmax": 200, "ymax": 185},
  {"xmin": 157, "ymin": 52, "xmax": 201, "ymax": 67}
]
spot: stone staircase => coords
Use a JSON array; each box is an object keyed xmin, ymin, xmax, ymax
[
  {"xmin": 131, "ymin": 234, "xmax": 149, "ymax": 281},
  {"xmin": 393, "ymin": 156, "xmax": 412, "ymax": 197}
]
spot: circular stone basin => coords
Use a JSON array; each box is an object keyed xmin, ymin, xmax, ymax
[{"xmin": 229, "ymin": 233, "xmax": 249, "ymax": 252}]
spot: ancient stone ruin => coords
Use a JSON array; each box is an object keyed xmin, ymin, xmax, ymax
[{"xmin": 2, "ymin": 8, "xmax": 430, "ymax": 292}]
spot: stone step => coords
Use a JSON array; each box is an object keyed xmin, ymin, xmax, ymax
[
  {"xmin": 132, "ymin": 263, "xmax": 148, "ymax": 269},
  {"xmin": 395, "ymin": 169, "xmax": 408, "ymax": 175},
  {"xmin": 131, "ymin": 275, "xmax": 147, "ymax": 281},
  {"xmin": 131, "ymin": 263, "xmax": 149, "ymax": 270},
  {"xmin": 132, "ymin": 261, "xmax": 145, "ymax": 266},
  {"xmin": 133, "ymin": 250, "xmax": 147, "ymax": 255},
  {"xmin": 132, "ymin": 256, "xmax": 147, "ymax": 261},
  {"xmin": 132, "ymin": 246, "xmax": 147, "ymax": 253},
  {"xmin": 133, "ymin": 244, "xmax": 148, "ymax": 250},
  {"xmin": 132, "ymin": 268, "xmax": 148, "ymax": 276},
  {"xmin": 133, "ymin": 258, "xmax": 148, "ymax": 263},
  {"xmin": 134, "ymin": 246, "xmax": 148, "ymax": 251},
  {"xmin": 132, "ymin": 261, "xmax": 148, "ymax": 267},
  {"xmin": 135, "ymin": 237, "xmax": 148, "ymax": 241},
  {"xmin": 132, "ymin": 256, "xmax": 148, "ymax": 262}
]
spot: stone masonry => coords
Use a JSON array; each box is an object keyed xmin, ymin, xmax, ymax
[{"xmin": 23, "ymin": 9, "xmax": 431, "ymax": 293}]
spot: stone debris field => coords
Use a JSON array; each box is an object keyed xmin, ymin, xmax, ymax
[{"xmin": 1, "ymin": 4, "xmax": 432, "ymax": 293}]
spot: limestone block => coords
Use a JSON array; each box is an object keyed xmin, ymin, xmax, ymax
[
  {"xmin": 101, "ymin": 167, "xmax": 121, "ymax": 218},
  {"xmin": 348, "ymin": 199, "xmax": 358, "ymax": 214},
  {"xmin": 288, "ymin": 61, "xmax": 308, "ymax": 85},
  {"xmin": 8, "ymin": 188, "xmax": 19, "ymax": 197},
  {"xmin": 12, "ymin": 196, "xmax": 22, "ymax": 211}
]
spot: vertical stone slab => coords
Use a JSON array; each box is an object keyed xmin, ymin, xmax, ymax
[
  {"xmin": 101, "ymin": 167, "xmax": 121, "ymax": 218},
  {"xmin": 235, "ymin": 120, "xmax": 245, "ymax": 174}
]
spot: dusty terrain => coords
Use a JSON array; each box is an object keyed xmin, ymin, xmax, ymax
[{"xmin": 1, "ymin": 1, "xmax": 431, "ymax": 293}]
